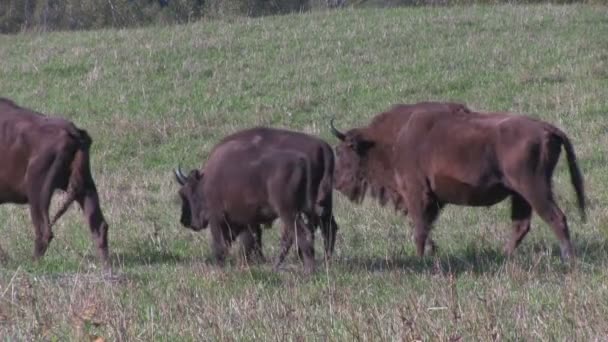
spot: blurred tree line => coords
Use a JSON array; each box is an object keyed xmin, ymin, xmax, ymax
[
  {"xmin": 0, "ymin": 0, "xmax": 335, "ymax": 33},
  {"xmin": 0, "ymin": 0, "xmax": 602, "ymax": 34}
]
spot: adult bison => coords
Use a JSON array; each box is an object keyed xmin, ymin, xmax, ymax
[
  {"xmin": 174, "ymin": 141, "xmax": 316, "ymax": 274},
  {"xmin": 330, "ymin": 101, "xmax": 586, "ymax": 261},
  {"xmin": 0, "ymin": 98, "xmax": 109, "ymax": 265},
  {"xmin": 207, "ymin": 126, "xmax": 339, "ymax": 260}
]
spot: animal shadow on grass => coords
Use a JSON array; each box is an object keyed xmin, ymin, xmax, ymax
[
  {"xmin": 339, "ymin": 244, "xmax": 507, "ymax": 276},
  {"xmin": 112, "ymin": 242, "xmax": 186, "ymax": 268},
  {"xmin": 111, "ymin": 242, "xmax": 257, "ymax": 269},
  {"xmin": 339, "ymin": 237, "xmax": 608, "ymax": 276}
]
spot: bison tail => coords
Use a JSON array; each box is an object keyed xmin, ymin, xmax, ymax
[
  {"xmin": 554, "ymin": 127, "xmax": 586, "ymax": 222},
  {"xmin": 50, "ymin": 134, "xmax": 91, "ymax": 228},
  {"xmin": 316, "ymin": 146, "xmax": 335, "ymax": 217},
  {"xmin": 303, "ymin": 157, "xmax": 315, "ymax": 217}
]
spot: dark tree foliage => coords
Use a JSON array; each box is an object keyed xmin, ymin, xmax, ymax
[
  {"xmin": 2, "ymin": 0, "xmax": 599, "ymax": 34},
  {"xmin": 0, "ymin": 0, "xmax": 316, "ymax": 33},
  {"xmin": 0, "ymin": 0, "xmax": 204, "ymax": 33}
]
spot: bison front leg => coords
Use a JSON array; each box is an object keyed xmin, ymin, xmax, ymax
[
  {"xmin": 240, "ymin": 225, "xmax": 266, "ymax": 263},
  {"xmin": 408, "ymin": 199, "xmax": 442, "ymax": 257},
  {"xmin": 209, "ymin": 222, "xmax": 229, "ymax": 266},
  {"xmin": 252, "ymin": 225, "xmax": 266, "ymax": 262},
  {"xmin": 27, "ymin": 152, "xmax": 62, "ymax": 260}
]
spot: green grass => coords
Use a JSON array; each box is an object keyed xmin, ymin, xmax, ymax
[{"xmin": 1, "ymin": 4, "xmax": 608, "ymax": 340}]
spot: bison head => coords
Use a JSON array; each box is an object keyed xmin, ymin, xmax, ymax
[
  {"xmin": 174, "ymin": 166, "xmax": 209, "ymax": 231},
  {"xmin": 330, "ymin": 119, "xmax": 375, "ymax": 203}
]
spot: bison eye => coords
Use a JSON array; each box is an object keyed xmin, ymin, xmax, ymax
[{"xmin": 350, "ymin": 139, "xmax": 375, "ymax": 155}]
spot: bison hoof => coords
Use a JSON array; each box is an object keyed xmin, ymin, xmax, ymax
[
  {"xmin": 304, "ymin": 266, "xmax": 315, "ymax": 276},
  {"xmin": 503, "ymin": 244, "xmax": 515, "ymax": 257},
  {"xmin": 559, "ymin": 243, "xmax": 576, "ymax": 264}
]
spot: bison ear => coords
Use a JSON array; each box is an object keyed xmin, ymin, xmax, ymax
[{"xmin": 188, "ymin": 170, "xmax": 203, "ymax": 181}]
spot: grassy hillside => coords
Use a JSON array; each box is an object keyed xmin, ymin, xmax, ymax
[{"xmin": 1, "ymin": 4, "xmax": 608, "ymax": 340}]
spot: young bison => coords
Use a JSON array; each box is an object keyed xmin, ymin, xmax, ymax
[{"xmin": 174, "ymin": 141, "xmax": 316, "ymax": 274}]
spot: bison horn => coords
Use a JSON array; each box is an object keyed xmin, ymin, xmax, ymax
[
  {"xmin": 174, "ymin": 165, "xmax": 188, "ymax": 185},
  {"xmin": 330, "ymin": 118, "xmax": 346, "ymax": 141}
]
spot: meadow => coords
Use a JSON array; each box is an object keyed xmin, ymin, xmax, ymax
[{"xmin": 1, "ymin": 4, "xmax": 608, "ymax": 340}]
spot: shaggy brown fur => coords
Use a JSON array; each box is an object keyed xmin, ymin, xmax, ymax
[
  {"xmin": 331, "ymin": 102, "xmax": 585, "ymax": 261},
  {"xmin": 331, "ymin": 101, "xmax": 469, "ymax": 213},
  {"xmin": 174, "ymin": 140, "xmax": 317, "ymax": 274},
  {"xmin": 0, "ymin": 98, "xmax": 109, "ymax": 265},
  {"xmin": 208, "ymin": 126, "xmax": 339, "ymax": 259}
]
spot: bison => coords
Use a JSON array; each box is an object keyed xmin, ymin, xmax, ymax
[
  {"xmin": 174, "ymin": 140, "xmax": 317, "ymax": 274},
  {"xmin": 330, "ymin": 101, "xmax": 586, "ymax": 261},
  {"xmin": 200, "ymin": 126, "xmax": 339, "ymax": 260},
  {"xmin": 0, "ymin": 98, "xmax": 109, "ymax": 265}
]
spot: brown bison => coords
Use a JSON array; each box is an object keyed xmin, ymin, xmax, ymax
[
  {"xmin": 197, "ymin": 126, "xmax": 339, "ymax": 260},
  {"xmin": 0, "ymin": 98, "xmax": 109, "ymax": 264},
  {"xmin": 330, "ymin": 102, "xmax": 586, "ymax": 261},
  {"xmin": 174, "ymin": 140, "xmax": 317, "ymax": 274}
]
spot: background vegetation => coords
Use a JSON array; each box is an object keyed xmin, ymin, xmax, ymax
[
  {"xmin": 1, "ymin": 3, "xmax": 608, "ymax": 340},
  {"xmin": 1, "ymin": 0, "xmax": 605, "ymax": 34}
]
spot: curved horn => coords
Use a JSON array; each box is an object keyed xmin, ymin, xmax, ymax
[
  {"xmin": 330, "ymin": 118, "xmax": 346, "ymax": 141},
  {"xmin": 174, "ymin": 165, "xmax": 188, "ymax": 185}
]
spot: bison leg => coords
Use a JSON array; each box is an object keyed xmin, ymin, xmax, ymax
[
  {"xmin": 209, "ymin": 223, "xmax": 229, "ymax": 266},
  {"xmin": 514, "ymin": 180, "xmax": 575, "ymax": 261},
  {"xmin": 504, "ymin": 193, "xmax": 532, "ymax": 256},
  {"xmin": 252, "ymin": 225, "xmax": 266, "ymax": 262},
  {"xmin": 410, "ymin": 200, "xmax": 442, "ymax": 257},
  {"xmin": 240, "ymin": 225, "xmax": 266, "ymax": 263},
  {"xmin": 27, "ymin": 152, "xmax": 63, "ymax": 259},
  {"xmin": 29, "ymin": 205, "xmax": 52, "ymax": 259},
  {"xmin": 397, "ymin": 175, "xmax": 442, "ymax": 257},
  {"xmin": 529, "ymin": 196, "xmax": 574, "ymax": 261},
  {"xmin": 76, "ymin": 185, "xmax": 110, "ymax": 266},
  {"xmin": 320, "ymin": 214, "xmax": 339, "ymax": 260},
  {"xmin": 273, "ymin": 220, "xmax": 294, "ymax": 272},
  {"xmin": 295, "ymin": 216, "xmax": 315, "ymax": 275},
  {"xmin": 296, "ymin": 214, "xmax": 316, "ymax": 263}
]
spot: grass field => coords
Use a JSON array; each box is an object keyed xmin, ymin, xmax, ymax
[{"xmin": 1, "ymin": 4, "xmax": 608, "ymax": 340}]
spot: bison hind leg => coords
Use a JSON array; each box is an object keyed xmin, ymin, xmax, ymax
[
  {"xmin": 320, "ymin": 214, "xmax": 339, "ymax": 260},
  {"xmin": 76, "ymin": 188, "xmax": 110, "ymax": 266},
  {"xmin": 294, "ymin": 215, "xmax": 315, "ymax": 275},
  {"xmin": 504, "ymin": 193, "xmax": 532, "ymax": 256},
  {"xmin": 27, "ymin": 151, "xmax": 67, "ymax": 259},
  {"xmin": 240, "ymin": 225, "xmax": 266, "ymax": 264},
  {"xmin": 513, "ymin": 182, "xmax": 575, "ymax": 262},
  {"xmin": 273, "ymin": 220, "xmax": 294, "ymax": 272},
  {"xmin": 273, "ymin": 213, "xmax": 315, "ymax": 275}
]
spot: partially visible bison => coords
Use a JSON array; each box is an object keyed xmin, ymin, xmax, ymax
[
  {"xmin": 0, "ymin": 98, "xmax": 109, "ymax": 265},
  {"xmin": 177, "ymin": 126, "xmax": 339, "ymax": 260},
  {"xmin": 174, "ymin": 136, "xmax": 318, "ymax": 274},
  {"xmin": 330, "ymin": 102, "xmax": 586, "ymax": 261},
  {"xmin": 219, "ymin": 127, "xmax": 339, "ymax": 259}
]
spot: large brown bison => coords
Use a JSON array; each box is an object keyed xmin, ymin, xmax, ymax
[
  {"xmin": 0, "ymin": 98, "xmax": 109, "ymax": 265},
  {"xmin": 330, "ymin": 102, "xmax": 586, "ymax": 261},
  {"xmin": 202, "ymin": 126, "xmax": 339, "ymax": 260},
  {"xmin": 174, "ymin": 139, "xmax": 317, "ymax": 274}
]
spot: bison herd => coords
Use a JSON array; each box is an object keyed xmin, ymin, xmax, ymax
[{"xmin": 0, "ymin": 97, "xmax": 586, "ymax": 274}]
